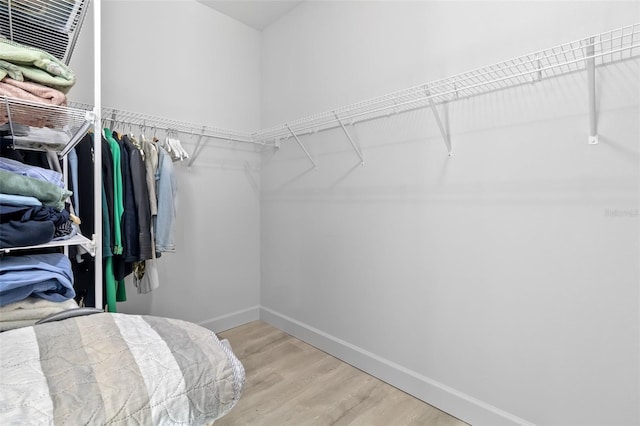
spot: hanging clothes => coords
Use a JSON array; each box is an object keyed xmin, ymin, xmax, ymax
[
  {"xmin": 115, "ymin": 131, "xmax": 139, "ymax": 270},
  {"xmin": 100, "ymin": 134, "xmax": 125, "ymax": 310},
  {"xmin": 155, "ymin": 146, "xmax": 178, "ymax": 253},
  {"xmin": 142, "ymin": 136, "xmax": 159, "ymax": 217},
  {"xmin": 123, "ymin": 134, "xmax": 152, "ymax": 261},
  {"xmin": 101, "ymin": 136, "xmax": 114, "ymax": 247},
  {"xmin": 103, "ymin": 128, "xmax": 124, "ymax": 255},
  {"xmin": 103, "ymin": 129, "xmax": 127, "ymax": 302},
  {"xmin": 70, "ymin": 133, "xmax": 96, "ymax": 307},
  {"xmin": 70, "ymin": 132, "xmax": 125, "ymax": 311}
]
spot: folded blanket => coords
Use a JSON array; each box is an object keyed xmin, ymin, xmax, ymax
[
  {"xmin": 0, "ymin": 93, "xmax": 68, "ymax": 128},
  {"xmin": 0, "ymin": 77, "xmax": 67, "ymax": 105},
  {"xmin": 0, "ymin": 297, "xmax": 78, "ymax": 332},
  {"xmin": 0, "ymin": 38, "xmax": 75, "ymax": 93},
  {"xmin": 0, "ymin": 169, "xmax": 71, "ymax": 211},
  {"xmin": 0, "ymin": 253, "xmax": 74, "ymax": 307}
]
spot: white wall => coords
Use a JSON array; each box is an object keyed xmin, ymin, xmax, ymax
[
  {"xmin": 69, "ymin": 0, "xmax": 262, "ymax": 329},
  {"xmin": 261, "ymin": 2, "xmax": 640, "ymax": 425}
]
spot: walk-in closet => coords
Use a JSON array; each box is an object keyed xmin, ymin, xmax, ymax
[{"xmin": 1, "ymin": 1, "xmax": 638, "ymax": 425}]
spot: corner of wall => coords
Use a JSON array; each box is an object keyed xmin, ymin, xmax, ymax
[{"xmin": 198, "ymin": 305, "xmax": 261, "ymax": 333}]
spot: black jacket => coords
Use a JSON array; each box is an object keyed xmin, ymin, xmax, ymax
[{"xmin": 123, "ymin": 135, "xmax": 152, "ymax": 261}]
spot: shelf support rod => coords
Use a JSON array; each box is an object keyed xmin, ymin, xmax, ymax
[
  {"xmin": 425, "ymin": 89, "xmax": 452, "ymax": 157},
  {"xmin": 334, "ymin": 111, "xmax": 364, "ymax": 165},
  {"xmin": 4, "ymin": 97, "xmax": 15, "ymax": 138},
  {"xmin": 7, "ymin": 0, "xmax": 14, "ymax": 41},
  {"xmin": 60, "ymin": 119, "xmax": 93, "ymax": 157},
  {"xmin": 586, "ymin": 37, "xmax": 598, "ymax": 144},
  {"xmin": 188, "ymin": 127, "xmax": 206, "ymax": 167},
  {"xmin": 287, "ymin": 124, "xmax": 317, "ymax": 168},
  {"xmin": 93, "ymin": 0, "xmax": 103, "ymax": 310}
]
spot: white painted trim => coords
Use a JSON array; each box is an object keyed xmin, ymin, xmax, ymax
[
  {"xmin": 260, "ymin": 306, "xmax": 536, "ymax": 426},
  {"xmin": 198, "ymin": 305, "xmax": 260, "ymax": 333}
]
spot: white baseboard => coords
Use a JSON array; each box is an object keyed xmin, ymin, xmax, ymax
[
  {"xmin": 260, "ymin": 306, "xmax": 535, "ymax": 426},
  {"xmin": 198, "ymin": 305, "xmax": 260, "ymax": 333}
]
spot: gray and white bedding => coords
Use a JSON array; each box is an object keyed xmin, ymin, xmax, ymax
[{"xmin": 0, "ymin": 312, "xmax": 245, "ymax": 425}]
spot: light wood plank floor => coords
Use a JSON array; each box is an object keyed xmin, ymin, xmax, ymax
[{"xmin": 217, "ymin": 321, "xmax": 468, "ymax": 426}]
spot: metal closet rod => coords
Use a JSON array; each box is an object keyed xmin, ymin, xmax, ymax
[{"xmin": 69, "ymin": 102, "xmax": 265, "ymax": 146}]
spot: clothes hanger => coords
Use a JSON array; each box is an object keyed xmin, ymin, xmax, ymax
[
  {"xmin": 140, "ymin": 122, "xmax": 147, "ymax": 144},
  {"xmin": 173, "ymin": 131, "xmax": 188, "ymax": 160},
  {"xmin": 164, "ymin": 130, "xmax": 173, "ymax": 153},
  {"xmin": 172, "ymin": 131, "xmax": 184, "ymax": 160},
  {"xmin": 177, "ymin": 137, "xmax": 189, "ymax": 160}
]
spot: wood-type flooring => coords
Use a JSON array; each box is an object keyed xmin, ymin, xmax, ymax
[{"xmin": 216, "ymin": 321, "xmax": 468, "ymax": 426}]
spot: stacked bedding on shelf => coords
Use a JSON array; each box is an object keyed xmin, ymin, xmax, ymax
[
  {"xmin": 0, "ymin": 78, "xmax": 67, "ymax": 106},
  {"xmin": 0, "ymin": 37, "xmax": 75, "ymax": 128},
  {"xmin": 0, "ymin": 37, "xmax": 75, "ymax": 94}
]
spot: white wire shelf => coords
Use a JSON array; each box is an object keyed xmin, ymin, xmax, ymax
[
  {"xmin": 0, "ymin": 0, "xmax": 90, "ymax": 64},
  {"xmin": 1, "ymin": 233, "xmax": 96, "ymax": 256},
  {"xmin": 68, "ymin": 23, "xmax": 640, "ymax": 163},
  {"xmin": 256, "ymin": 23, "xmax": 640, "ymax": 142},
  {"xmin": 1, "ymin": 96, "xmax": 94, "ymax": 156}
]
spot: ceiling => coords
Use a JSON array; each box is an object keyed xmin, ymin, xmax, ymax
[{"xmin": 197, "ymin": 1, "xmax": 303, "ymax": 31}]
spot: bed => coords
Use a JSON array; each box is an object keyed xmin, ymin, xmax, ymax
[{"xmin": 0, "ymin": 312, "xmax": 245, "ymax": 425}]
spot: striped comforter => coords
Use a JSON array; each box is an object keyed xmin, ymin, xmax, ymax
[{"xmin": 0, "ymin": 313, "xmax": 245, "ymax": 425}]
